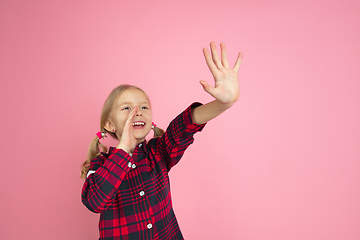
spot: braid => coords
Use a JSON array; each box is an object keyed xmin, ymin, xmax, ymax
[
  {"xmin": 80, "ymin": 133, "xmax": 108, "ymax": 180},
  {"xmin": 153, "ymin": 126, "xmax": 165, "ymax": 138}
]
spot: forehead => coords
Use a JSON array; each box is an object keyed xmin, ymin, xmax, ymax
[{"xmin": 116, "ymin": 88, "xmax": 149, "ymax": 105}]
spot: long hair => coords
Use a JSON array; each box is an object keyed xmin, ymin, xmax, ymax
[{"xmin": 80, "ymin": 84, "xmax": 164, "ymax": 179}]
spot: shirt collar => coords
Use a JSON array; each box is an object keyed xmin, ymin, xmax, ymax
[{"xmin": 106, "ymin": 140, "xmax": 148, "ymax": 155}]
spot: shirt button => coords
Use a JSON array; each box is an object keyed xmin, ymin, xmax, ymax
[
  {"xmin": 138, "ymin": 143, "xmax": 142, "ymax": 147},
  {"xmin": 139, "ymin": 191, "xmax": 145, "ymax": 196},
  {"xmin": 147, "ymin": 223, "xmax": 153, "ymax": 229},
  {"xmin": 127, "ymin": 162, "xmax": 132, "ymax": 168},
  {"xmin": 132, "ymin": 163, "xmax": 136, "ymax": 169}
]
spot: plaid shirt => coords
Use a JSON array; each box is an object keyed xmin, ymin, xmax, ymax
[{"xmin": 82, "ymin": 102, "xmax": 206, "ymax": 240}]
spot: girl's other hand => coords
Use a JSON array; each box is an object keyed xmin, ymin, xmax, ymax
[
  {"xmin": 200, "ymin": 42, "xmax": 243, "ymax": 107},
  {"xmin": 116, "ymin": 106, "xmax": 138, "ymax": 153}
]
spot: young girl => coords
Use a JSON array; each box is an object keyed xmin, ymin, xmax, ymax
[{"xmin": 81, "ymin": 42, "xmax": 243, "ymax": 240}]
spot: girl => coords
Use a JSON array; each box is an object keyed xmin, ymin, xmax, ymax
[{"xmin": 81, "ymin": 42, "xmax": 243, "ymax": 240}]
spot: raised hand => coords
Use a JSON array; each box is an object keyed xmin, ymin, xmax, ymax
[
  {"xmin": 200, "ymin": 42, "xmax": 243, "ymax": 107},
  {"xmin": 116, "ymin": 106, "xmax": 138, "ymax": 153}
]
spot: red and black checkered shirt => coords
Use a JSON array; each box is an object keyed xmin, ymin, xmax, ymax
[{"xmin": 82, "ymin": 102, "xmax": 206, "ymax": 240}]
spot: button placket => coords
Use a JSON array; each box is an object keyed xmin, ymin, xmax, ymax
[{"xmin": 128, "ymin": 148, "xmax": 152, "ymax": 231}]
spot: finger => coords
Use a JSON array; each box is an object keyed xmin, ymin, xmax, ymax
[
  {"xmin": 125, "ymin": 106, "xmax": 138, "ymax": 129},
  {"xmin": 199, "ymin": 80, "xmax": 216, "ymax": 98},
  {"xmin": 233, "ymin": 52, "xmax": 243, "ymax": 72},
  {"xmin": 220, "ymin": 42, "xmax": 230, "ymax": 68},
  {"xmin": 203, "ymin": 47, "xmax": 218, "ymax": 74},
  {"xmin": 210, "ymin": 42, "xmax": 223, "ymax": 69},
  {"xmin": 128, "ymin": 106, "xmax": 138, "ymax": 120}
]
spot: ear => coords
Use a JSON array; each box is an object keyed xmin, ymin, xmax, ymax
[{"xmin": 104, "ymin": 119, "xmax": 115, "ymax": 132}]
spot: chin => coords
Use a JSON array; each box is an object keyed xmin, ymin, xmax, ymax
[
  {"xmin": 134, "ymin": 128, "xmax": 151, "ymax": 139},
  {"xmin": 134, "ymin": 134, "xmax": 149, "ymax": 142}
]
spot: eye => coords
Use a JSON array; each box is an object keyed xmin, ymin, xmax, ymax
[
  {"xmin": 122, "ymin": 107, "xmax": 131, "ymax": 110},
  {"xmin": 141, "ymin": 106, "xmax": 148, "ymax": 110}
]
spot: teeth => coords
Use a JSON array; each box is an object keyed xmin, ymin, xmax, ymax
[{"xmin": 133, "ymin": 122, "xmax": 145, "ymax": 126}]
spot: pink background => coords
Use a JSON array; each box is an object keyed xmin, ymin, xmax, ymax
[{"xmin": 1, "ymin": 0, "xmax": 359, "ymax": 239}]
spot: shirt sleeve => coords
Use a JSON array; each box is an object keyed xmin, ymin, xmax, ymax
[
  {"xmin": 81, "ymin": 148, "xmax": 133, "ymax": 213},
  {"xmin": 154, "ymin": 102, "xmax": 206, "ymax": 171}
]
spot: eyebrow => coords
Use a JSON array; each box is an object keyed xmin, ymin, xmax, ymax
[{"xmin": 118, "ymin": 101, "xmax": 150, "ymax": 107}]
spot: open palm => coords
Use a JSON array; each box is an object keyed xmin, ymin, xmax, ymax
[{"xmin": 200, "ymin": 42, "xmax": 243, "ymax": 106}]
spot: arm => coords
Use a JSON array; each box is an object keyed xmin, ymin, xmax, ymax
[
  {"xmin": 81, "ymin": 149, "xmax": 133, "ymax": 213},
  {"xmin": 152, "ymin": 102, "xmax": 206, "ymax": 171},
  {"xmin": 191, "ymin": 42, "xmax": 243, "ymax": 125},
  {"xmin": 82, "ymin": 105, "xmax": 142, "ymax": 213}
]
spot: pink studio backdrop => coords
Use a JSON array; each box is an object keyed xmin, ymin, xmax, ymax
[{"xmin": 1, "ymin": 0, "xmax": 359, "ymax": 239}]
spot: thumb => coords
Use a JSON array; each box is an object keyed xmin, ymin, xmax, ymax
[{"xmin": 199, "ymin": 80, "xmax": 216, "ymax": 97}]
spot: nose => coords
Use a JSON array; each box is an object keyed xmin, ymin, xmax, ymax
[{"xmin": 135, "ymin": 107, "xmax": 142, "ymax": 116}]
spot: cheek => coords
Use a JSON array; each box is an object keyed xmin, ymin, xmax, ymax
[
  {"xmin": 147, "ymin": 111, "xmax": 153, "ymax": 121},
  {"xmin": 114, "ymin": 113, "xmax": 128, "ymax": 128}
]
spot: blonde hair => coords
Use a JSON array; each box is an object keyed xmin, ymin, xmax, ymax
[{"xmin": 80, "ymin": 84, "xmax": 164, "ymax": 179}]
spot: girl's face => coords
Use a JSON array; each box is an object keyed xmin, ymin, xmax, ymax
[{"xmin": 109, "ymin": 87, "xmax": 153, "ymax": 144}]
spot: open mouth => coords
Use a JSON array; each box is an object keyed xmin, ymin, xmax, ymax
[{"xmin": 132, "ymin": 121, "xmax": 146, "ymax": 129}]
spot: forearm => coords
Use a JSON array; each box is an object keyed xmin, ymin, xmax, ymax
[
  {"xmin": 191, "ymin": 99, "xmax": 233, "ymax": 125},
  {"xmin": 82, "ymin": 150, "xmax": 132, "ymax": 213}
]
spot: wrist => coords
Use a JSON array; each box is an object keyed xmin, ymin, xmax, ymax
[
  {"xmin": 215, "ymin": 99, "xmax": 235, "ymax": 110},
  {"xmin": 116, "ymin": 144, "xmax": 131, "ymax": 153}
]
